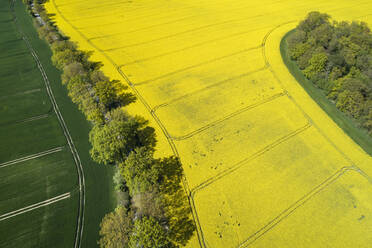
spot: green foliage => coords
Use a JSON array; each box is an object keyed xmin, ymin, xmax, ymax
[
  {"xmin": 303, "ymin": 53, "xmax": 328, "ymax": 79},
  {"xmin": 289, "ymin": 42, "xmax": 311, "ymax": 60},
  {"xmin": 94, "ymin": 81, "xmax": 117, "ymax": 109},
  {"xmin": 120, "ymin": 147, "xmax": 161, "ymax": 195},
  {"xmin": 336, "ymin": 90, "xmax": 365, "ymax": 118},
  {"xmin": 129, "ymin": 216, "xmax": 172, "ymax": 248},
  {"xmin": 94, "ymin": 80, "xmax": 135, "ymax": 110},
  {"xmin": 51, "ymin": 40, "xmax": 77, "ymax": 53},
  {"xmin": 98, "ymin": 206, "xmax": 133, "ymax": 248},
  {"xmin": 113, "ymin": 168, "xmax": 126, "ymax": 192},
  {"xmin": 288, "ymin": 11, "xmax": 372, "ymax": 135},
  {"xmin": 298, "ymin": 11, "xmax": 330, "ymax": 33},
  {"xmin": 120, "ymin": 148, "xmax": 195, "ymax": 245},
  {"xmin": 61, "ymin": 62, "xmax": 86, "ymax": 85},
  {"xmin": 51, "ymin": 49, "xmax": 80, "ymax": 70},
  {"xmin": 89, "ymin": 109, "xmax": 156, "ymax": 165},
  {"xmin": 131, "ymin": 191, "xmax": 164, "ymax": 220}
]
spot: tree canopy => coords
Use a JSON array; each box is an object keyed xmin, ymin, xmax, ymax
[
  {"xmin": 129, "ymin": 216, "xmax": 173, "ymax": 248},
  {"xmin": 98, "ymin": 206, "xmax": 133, "ymax": 248},
  {"xmin": 89, "ymin": 109, "xmax": 156, "ymax": 165},
  {"xmin": 288, "ymin": 11, "xmax": 372, "ymax": 135}
]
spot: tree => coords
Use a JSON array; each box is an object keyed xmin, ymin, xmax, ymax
[
  {"xmin": 363, "ymin": 109, "xmax": 372, "ymax": 133},
  {"xmin": 298, "ymin": 11, "xmax": 330, "ymax": 33},
  {"xmin": 303, "ymin": 53, "xmax": 328, "ymax": 79},
  {"xmin": 52, "ymin": 49, "xmax": 80, "ymax": 70},
  {"xmin": 113, "ymin": 168, "xmax": 126, "ymax": 192},
  {"xmin": 51, "ymin": 40, "xmax": 77, "ymax": 53},
  {"xmin": 98, "ymin": 206, "xmax": 134, "ymax": 248},
  {"xmin": 129, "ymin": 216, "xmax": 172, "ymax": 248},
  {"xmin": 120, "ymin": 147, "xmax": 161, "ymax": 195},
  {"xmin": 93, "ymin": 80, "xmax": 135, "ymax": 110},
  {"xmin": 131, "ymin": 191, "xmax": 164, "ymax": 220},
  {"xmin": 61, "ymin": 62, "xmax": 86, "ymax": 85},
  {"xmin": 66, "ymin": 75, "xmax": 90, "ymax": 105},
  {"xmin": 94, "ymin": 80, "xmax": 117, "ymax": 109},
  {"xmin": 89, "ymin": 109, "xmax": 156, "ymax": 165},
  {"xmin": 336, "ymin": 89, "xmax": 364, "ymax": 118}
]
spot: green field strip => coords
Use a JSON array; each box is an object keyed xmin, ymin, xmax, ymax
[
  {"xmin": 9, "ymin": 2, "xmax": 86, "ymax": 245},
  {"xmin": 13, "ymin": 1, "xmax": 116, "ymax": 246},
  {"xmin": 0, "ymin": 150, "xmax": 77, "ymax": 214},
  {"xmin": 0, "ymin": 89, "xmax": 51, "ymax": 125},
  {"xmin": 0, "ymin": 193, "xmax": 78, "ymax": 248},
  {"xmin": 0, "ymin": 115, "xmax": 66, "ymax": 163}
]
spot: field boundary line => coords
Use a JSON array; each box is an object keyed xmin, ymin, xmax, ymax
[
  {"xmin": 152, "ymin": 66, "xmax": 268, "ymax": 112},
  {"xmin": 262, "ymin": 21, "xmax": 357, "ymax": 168},
  {"xmin": 0, "ymin": 192, "xmax": 70, "ymax": 221},
  {"xmin": 10, "ymin": 1, "xmax": 85, "ymax": 247},
  {"xmin": 0, "ymin": 146, "xmax": 63, "ymax": 168},
  {"xmin": 170, "ymin": 92, "xmax": 286, "ymax": 141},
  {"xmin": 131, "ymin": 45, "xmax": 262, "ymax": 86}
]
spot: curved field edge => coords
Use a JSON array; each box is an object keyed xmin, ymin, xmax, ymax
[
  {"xmin": 266, "ymin": 23, "xmax": 372, "ymax": 174},
  {"xmin": 281, "ymin": 30, "xmax": 372, "ymax": 157},
  {"xmin": 15, "ymin": 1, "xmax": 117, "ymax": 246}
]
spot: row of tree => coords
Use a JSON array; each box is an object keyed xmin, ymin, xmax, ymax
[
  {"xmin": 288, "ymin": 12, "xmax": 372, "ymax": 135},
  {"xmin": 27, "ymin": 1, "xmax": 195, "ymax": 247}
]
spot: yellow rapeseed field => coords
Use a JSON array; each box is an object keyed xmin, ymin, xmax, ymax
[{"xmin": 45, "ymin": 0, "xmax": 372, "ymax": 247}]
